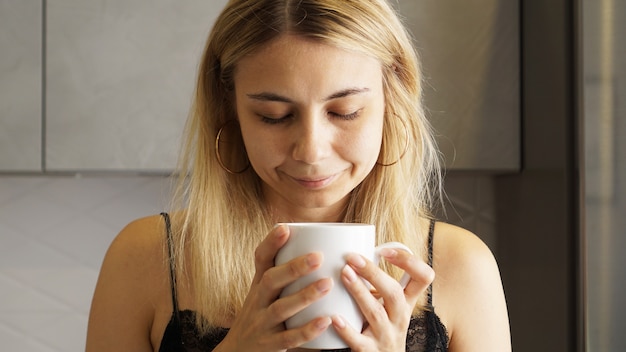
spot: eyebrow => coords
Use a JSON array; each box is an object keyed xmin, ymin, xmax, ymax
[{"xmin": 246, "ymin": 87, "xmax": 371, "ymax": 103}]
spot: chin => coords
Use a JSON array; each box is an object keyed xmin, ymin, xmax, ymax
[{"xmin": 291, "ymin": 192, "xmax": 351, "ymax": 211}]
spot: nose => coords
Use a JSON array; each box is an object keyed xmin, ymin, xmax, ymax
[{"xmin": 291, "ymin": 115, "xmax": 331, "ymax": 164}]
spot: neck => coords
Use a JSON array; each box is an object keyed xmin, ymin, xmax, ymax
[{"xmin": 267, "ymin": 201, "xmax": 349, "ymax": 223}]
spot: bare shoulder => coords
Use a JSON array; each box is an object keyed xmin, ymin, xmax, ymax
[
  {"xmin": 431, "ymin": 222, "xmax": 511, "ymax": 352},
  {"xmin": 86, "ymin": 214, "xmax": 171, "ymax": 351},
  {"xmin": 106, "ymin": 214, "xmax": 168, "ymax": 265},
  {"xmin": 97, "ymin": 215, "xmax": 169, "ymax": 287},
  {"xmin": 432, "ymin": 222, "xmax": 496, "ymax": 274}
]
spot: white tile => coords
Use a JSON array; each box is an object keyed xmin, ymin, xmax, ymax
[
  {"xmin": 3, "ymin": 312, "xmax": 61, "ymax": 333},
  {"xmin": 34, "ymin": 176, "xmax": 131, "ymax": 211},
  {"xmin": 0, "ymin": 192, "xmax": 76, "ymax": 238},
  {"xmin": 3, "ymin": 312, "xmax": 89, "ymax": 352},
  {"xmin": 0, "ymin": 223, "xmax": 76, "ymax": 268},
  {"xmin": 0, "ymin": 176, "xmax": 48, "ymax": 203},
  {"xmin": 37, "ymin": 312, "xmax": 88, "ymax": 352},
  {"xmin": 0, "ymin": 322, "xmax": 58, "ymax": 352},
  {"xmin": 0, "ymin": 273, "xmax": 70, "ymax": 312},
  {"xmin": 40, "ymin": 214, "xmax": 118, "ymax": 269},
  {"xmin": 2, "ymin": 266, "xmax": 97, "ymax": 314},
  {"xmin": 0, "ymin": 227, "xmax": 98, "ymax": 314},
  {"xmin": 90, "ymin": 177, "xmax": 172, "ymax": 229},
  {"xmin": 0, "ymin": 175, "xmax": 171, "ymax": 351}
]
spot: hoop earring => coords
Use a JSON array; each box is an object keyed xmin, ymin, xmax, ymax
[
  {"xmin": 215, "ymin": 120, "xmax": 250, "ymax": 174},
  {"xmin": 377, "ymin": 117, "xmax": 409, "ymax": 167}
]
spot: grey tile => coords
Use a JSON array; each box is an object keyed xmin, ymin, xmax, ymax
[
  {"xmin": 0, "ymin": 176, "xmax": 48, "ymax": 203},
  {"xmin": 0, "ymin": 192, "xmax": 77, "ymax": 238},
  {"xmin": 0, "ymin": 322, "xmax": 58, "ymax": 352},
  {"xmin": 39, "ymin": 214, "xmax": 118, "ymax": 269},
  {"xmin": 0, "ymin": 0, "xmax": 43, "ymax": 172},
  {"xmin": 89, "ymin": 177, "xmax": 172, "ymax": 229},
  {"xmin": 0, "ymin": 175, "xmax": 169, "ymax": 350},
  {"xmin": 45, "ymin": 0, "xmax": 227, "ymax": 171}
]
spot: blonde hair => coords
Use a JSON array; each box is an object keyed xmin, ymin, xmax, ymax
[{"xmin": 171, "ymin": 0, "xmax": 442, "ymax": 333}]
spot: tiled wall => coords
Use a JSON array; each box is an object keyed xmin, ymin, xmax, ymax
[
  {"xmin": 0, "ymin": 175, "xmax": 172, "ymax": 351},
  {"xmin": 0, "ymin": 0, "xmax": 42, "ymax": 171},
  {"xmin": 1, "ymin": 0, "xmax": 520, "ymax": 174},
  {"xmin": 0, "ymin": 0, "xmax": 227, "ymax": 172}
]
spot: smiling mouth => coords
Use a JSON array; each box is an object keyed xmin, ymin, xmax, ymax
[{"xmin": 292, "ymin": 174, "xmax": 338, "ymax": 189}]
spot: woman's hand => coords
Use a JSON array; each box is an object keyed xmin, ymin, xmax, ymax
[
  {"xmin": 332, "ymin": 248, "xmax": 435, "ymax": 352},
  {"xmin": 215, "ymin": 224, "xmax": 333, "ymax": 352}
]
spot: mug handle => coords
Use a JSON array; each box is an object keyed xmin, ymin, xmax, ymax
[{"xmin": 374, "ymin": 242, "xmax": 414, "ymax": 288}]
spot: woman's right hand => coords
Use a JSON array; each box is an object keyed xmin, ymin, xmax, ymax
[{"xmin": 215, "ymin": 224, "xmax": 333, "ymax": 352}]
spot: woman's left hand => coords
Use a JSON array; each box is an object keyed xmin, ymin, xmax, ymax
[{"xmin": 331, "ymin": 248, "xmax": 435, "ymax": 352}]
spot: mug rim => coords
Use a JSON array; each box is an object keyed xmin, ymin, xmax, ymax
[{"xmin": 278, "ymin": 222, "xmax": 374, "ymax": 227}]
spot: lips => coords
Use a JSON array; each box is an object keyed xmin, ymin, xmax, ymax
[{"xmin": 291, "ymin": 174, "xmax": 338, "ymax": 189}]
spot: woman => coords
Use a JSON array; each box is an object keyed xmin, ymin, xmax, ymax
[{"xmin": 86, "ymin": 0, "xmax": 510, "ymax": 351}]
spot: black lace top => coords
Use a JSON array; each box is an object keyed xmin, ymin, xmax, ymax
[{"xmin": 158, "ymin": 214, "xmax": 449, "ymax": 351}]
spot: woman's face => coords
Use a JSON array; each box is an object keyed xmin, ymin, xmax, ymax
[{"xmin": 234, "ymin": 35, "xmax": 385, "ymax": 221}]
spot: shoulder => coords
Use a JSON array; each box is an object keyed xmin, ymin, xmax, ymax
[
  {"xmin": 108, "ymin": 214, "xmax": 169, "ymax": 260},
  {"xmin": 431, "ymin": 222, "xmax": 511, "ymax": 351},
  {"xmin": 431, "ymin": 222, "xmax": 495, "ymax": 275},
  {"xmin": 430, "ymin": 222, "xmax": 498, "ymax": 315},
  {"xmin": 99, "ymin": 215, "xmax": 169, "ymax": 285},
  {"xmin": 86, "ymin": 214, "xmax": 171, "ymax": 351}
]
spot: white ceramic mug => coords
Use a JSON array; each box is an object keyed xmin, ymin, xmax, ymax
[{"xmin": 274, "ymin": 223, "xmax": 413, "ymax": 349}]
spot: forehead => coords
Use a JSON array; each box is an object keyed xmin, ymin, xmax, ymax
[{"xmin": 233, "ymin": 35, "xmax": 383, "ymax": 97}]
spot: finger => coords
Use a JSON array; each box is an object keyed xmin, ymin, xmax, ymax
[
  {"xmin": 256, "ymin": 251, "xmax": 325, "ymax": 306},
  {"xmin": 345, "ymin": 254, "xmax": 405, "ymax": 309},
  {"xmin": 265, "ymin": 277, "xmax": 333, "ymax": 325},
  {"xmin": 270, "ymin": 316, "xmax": 332, "ymax": 350},
  {"xmin": 331, "ymin": 315, "xmax": 367, "ymax": 350},
  {"xmin": 253, "ymin": 224, "xmax": 290, "ymax": 283},
  {"xmin": 341, "ymin": 258, "xmax": 393, "ymax": 327},
  {"xmin": 345, "ymin": 254, "xmax": 408, "ymax": 324},
  {"xmin": 378, "ymin": 248, "xmax": 435, "ymax": 305}
]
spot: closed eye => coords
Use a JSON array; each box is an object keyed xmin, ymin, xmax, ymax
[
  {"xmin": 330, "ymin": 109, "xmax": 362, "ymax": 120},
  {"xmin": 259, "ymin": 109, "xmax": 362, "ymax": 124},
  {"xmin": 260, "ymin": 114, "xmax": 293, "ymax": 125}
]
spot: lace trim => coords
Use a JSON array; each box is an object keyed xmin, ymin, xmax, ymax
[{"xmin": 160, "ymin": 309, "xmax": 448, "ymax": 352}]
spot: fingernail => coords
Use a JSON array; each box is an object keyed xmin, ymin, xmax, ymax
[
  {"xmin": 315, "ymin": 317, "xmax": 332, "ymax": 330},
  {"xmin": 342, "ymin": 265, "xmax": 358, "ymax": 282},
  {"xmin": 274, "ymin": 224, "xmax": 287, "ymax": 237},
  {"xmin": 333, "ymin": 315, "xmax": 346, "ymax": 329},
  {"xmin": 316, "ymin": 278, "xmax": 333, "ymax": 293},
  {"xmin": 306, "ymin": 252, "xmax": 322, "ymax": 268},
  {"xmin": 347, "ymin": 254, "xmax": 367, "ymax": 268},
  {"xmin": 380, "ymin": 248, "xmax": 398, "ymax": 259}
]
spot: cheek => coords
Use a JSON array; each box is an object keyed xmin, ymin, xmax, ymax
[
  {"xmin": 343, "ymin": 120, "xmax": 384, "ymax": 165},
  {"xmin": 365, "ymin": 129, "xmax": 384, "ymax": 162},
  {"xmin": 240, "ymin": 127, "xmax": 282, "ymax": 170}
]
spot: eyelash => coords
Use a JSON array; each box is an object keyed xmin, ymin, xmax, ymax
[
  {"xmin": 261, "ymin": 115, "xmax": 292, "ymax": 125},
  {"xmin": 332, "ymin": 110, "xmax": 361, "ymax": 120},
  {"xmin": 260, "ymin": 110, "xmax": 361, "ymax": 125}
]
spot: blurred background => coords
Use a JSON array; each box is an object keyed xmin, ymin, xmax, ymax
[{"xmin": 0, "ymin": 0, "xmax": 623, "ymax": 351}]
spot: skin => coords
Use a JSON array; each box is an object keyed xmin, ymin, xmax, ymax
[
  {"xmin": 86, "ymin": 34, "xmax": 511, "ymax": 352},
  {"xmin": 234, "ymin": 35, "xmax": 385, "ymax": 222}
]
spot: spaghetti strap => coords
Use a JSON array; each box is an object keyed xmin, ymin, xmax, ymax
[
  {"xmin": 161, "ymin": 212, "xmax": 180, "ymax": 320},
  {"xmin": 427, "ymin": 219, "xmax": 436, "ymax": 307}
]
